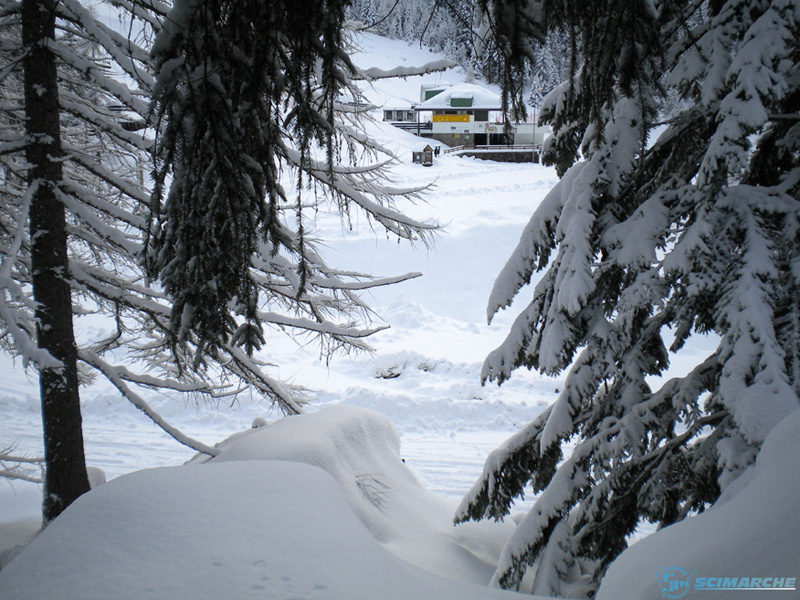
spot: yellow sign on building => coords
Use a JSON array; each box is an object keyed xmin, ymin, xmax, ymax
[{"xmin": 432, "ymin": 114, "xmax": 471, "ymax": 123}]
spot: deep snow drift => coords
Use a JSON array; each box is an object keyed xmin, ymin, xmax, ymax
[
  {"xmin": 0, "ymin": 465, "xmax": 523, "ymax": 600},
  {"xmin": 0, "ymin": 407, "xmax": 525, "ymax": 600},
  {"xmin": 193, "ymin": 406, "xmax": 518, "ymax": 585}
]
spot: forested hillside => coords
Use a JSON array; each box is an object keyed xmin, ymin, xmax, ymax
[{"xmin": 346, "ymin": 0, "xmax": 569, "ymax": 110}]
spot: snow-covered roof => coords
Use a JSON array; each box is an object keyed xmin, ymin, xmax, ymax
[{"xmin": 416, "ymin": 83, "xmax": 502, "ymax": 111}]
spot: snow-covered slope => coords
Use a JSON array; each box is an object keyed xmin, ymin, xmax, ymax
[{"xmin": 349, "ymin": 31, "xmax": 467, "ymax": 112}]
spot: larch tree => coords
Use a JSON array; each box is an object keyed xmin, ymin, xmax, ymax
[
  {"xmin": 455, "ymin": 0, "xmax": 800, "ymax": 596},
  {"xmin": 1, "ymin": 0, "xmax": 438, "ymax": 523}
]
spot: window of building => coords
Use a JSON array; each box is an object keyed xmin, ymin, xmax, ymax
[{"xmin": 450, "ymin": 96, "xmax": 474, "ymax": 108}]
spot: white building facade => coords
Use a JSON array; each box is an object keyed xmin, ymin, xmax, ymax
[{"xmin": 413, "ymin": 83, "xmax": 545, "ymax": 148}]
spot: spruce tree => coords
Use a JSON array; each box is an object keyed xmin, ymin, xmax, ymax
[
  {"xmin": 527, "ymin": 33, "xmax": 568, "ymax": 110},
  {"xmin": 456, "ymin": 0, "xmax": 800, "ymax": 596},
  {"xmin": 146, "ymin": 0, "xmax": 437, "ymax": 366}
]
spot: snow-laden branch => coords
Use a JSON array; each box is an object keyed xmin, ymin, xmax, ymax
[
  {"xmin": 258, "ymin": 311, "xmax": 388, "ymax": 338},
  {"xmin": 59, "ymin": 93, "xmax": 152, "ymax": 151},
  {"xmin": 0, "ymin": 468, "xmax": 43, "ymax": 484},
  {"xmin": 79, "ymin": 350, "xmax": 219, "ymax": 457},
  {"xmin": 107, "ymin": 0, "xmax": 169, "ymax": 31},
  {"xmin": 0, "ymin": 448, "xmax": 45, "ymax": 484},
  {"xmin": 311, "ymin": 271, "xmax": 422, "ymax": 291},
  {"xmin": 0, "ymin": 182, "xmax": 62, "ymax": 369},
  {"xmin": 58, "ymin": 0, "xmax": 155, "ymax": 92},
  {"xmin": 222, "ymin": 346, "xmax": 308, "ymax": 415},
  {"xmin": 357, "ymin": 59, "xmax": 458, "ymax": 80},
  {"xmin": 284, "ymin": 147, "xmax": 438, "ymax": 243},
  {"xmin": 97, "ymin": 361, "xmax": 233, "ymax": 396}
]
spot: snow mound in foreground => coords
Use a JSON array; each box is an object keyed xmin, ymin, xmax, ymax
[
  {"xmin": 0, "ymin": 406, "xmax": 527, "ymax": 599},
  {"xmin": 195, "ymin": 405, "xmax": 516, "ymax": 584},
  {"xmin": 596, "ymin": 408, "xmax": 800, "ymax": 600},
  {"xmin": 0, "ymin": 460, "xmax": 525, "ymax": 600}
]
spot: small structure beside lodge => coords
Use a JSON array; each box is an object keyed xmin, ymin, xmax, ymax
[
  {"xmin": 411, "ymin": 144, "xmax": 435, "ymax": 167},
  {"xmin": 382, "ymin": 107, "xmax": 417, "ymax": 124}
]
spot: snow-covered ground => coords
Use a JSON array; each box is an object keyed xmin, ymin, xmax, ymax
[
  {"xmin": 1, "ymin": 115, "xmax": 561, "ymax": 515},
  {"xmin": 0, "ymin": 407, "xmax": 533, "ymax": 599},
  {"xmin": 1, "ymin": 32, "xmax": 559, "ymax": 539}
]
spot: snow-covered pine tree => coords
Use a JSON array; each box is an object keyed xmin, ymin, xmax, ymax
[
  {"xmin": 146, "ymin": 0, "xmax": 438, "ymax": 364},
  {"xmin": 1, "ymin": 0, "xmax": 436, "ymax": 522},
  {"xmin": 351, "ymin": 0, "xmax": 379, "ymax": 27},
  {"xmin": 456, "ymin": 0, "xmax": 800, "ymax": 596}
]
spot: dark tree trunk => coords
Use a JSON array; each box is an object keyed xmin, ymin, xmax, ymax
[{"xmin": 22, "ymin": 0, "xmax": 90, "ymax": 523}]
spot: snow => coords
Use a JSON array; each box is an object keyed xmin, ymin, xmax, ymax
[
  {"xmin": 0, "ymin": 520, "xmax": 38, "ymax": 571},
  {"xmin": 1, "ymin": 26, "xmax": 796, "ymax": 600},
  {"xmin": 0, "ymin": 29, "xmax": 559, "ymax": 597},
  {"xmin": 0, "ymin": 407, "xmax": 535, "ymax": 599},
  {"xmin": 417, "ymin": 82, "xmax": 504, "ymax": 110},
  {"xmin": 350, "ymin": 32, "xmax": 467, "ymax": 111},
  {"xmin": 0, "ymin": 461, "xmax": 524, "ymax": 600},
  {"xmin": 194, "ymin": 406, "xmax": 518, "ymax": 585},
  {"xmin": 596, "ymin": 408, "xmax": 800, "ymax": 600}
]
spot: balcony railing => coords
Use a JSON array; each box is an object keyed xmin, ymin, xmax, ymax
[{"xmin": 389, "ymin": 121, "xmax": 432, "ymax": 131}]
